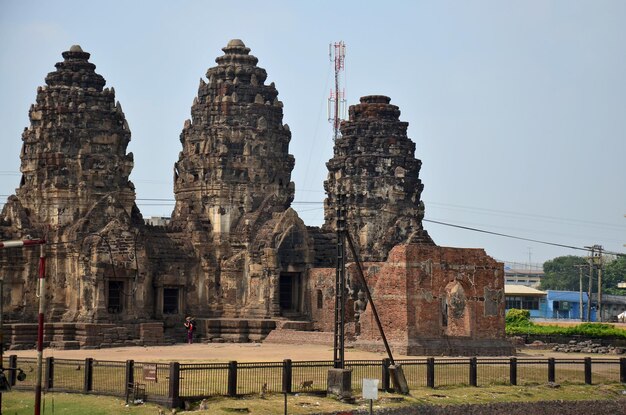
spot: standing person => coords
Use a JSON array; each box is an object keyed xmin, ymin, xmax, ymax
[{"xmin": 184, "ymin": 316, "xmax": 194, "ymax": 344}]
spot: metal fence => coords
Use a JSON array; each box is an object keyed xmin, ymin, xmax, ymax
[{"xmin": 3, "ymin": 355, "xmax": 625, "ymax": 408}]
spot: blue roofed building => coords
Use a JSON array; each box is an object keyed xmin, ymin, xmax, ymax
[
  {"xmin": 504, "ymin": 284, "xmax": 548, "ymax": 318},
  {"xmin": 546, "ymin": 290, "xmax": 596, "ymax": 321}
]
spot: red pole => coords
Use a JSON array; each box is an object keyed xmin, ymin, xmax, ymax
[{"xmin": 34, "ymin": 243, "xmax": 46, "ymax": 415}]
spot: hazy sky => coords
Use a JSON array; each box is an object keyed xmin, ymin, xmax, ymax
[{"xmin": 1, "ymin": 0, "xmax": 625, "ymax": 266}]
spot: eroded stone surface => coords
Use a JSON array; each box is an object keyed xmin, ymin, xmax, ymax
[{"xmin": 323, "ymin": 95, "xmax": 434, "ymax": 262}]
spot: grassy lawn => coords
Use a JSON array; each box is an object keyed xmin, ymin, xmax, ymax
[{"xmin": 2, "ymin": 383, "xmax": 625, "ymax": 414}]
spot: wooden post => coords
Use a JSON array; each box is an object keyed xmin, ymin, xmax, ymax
[
  {"xmin": 509, "ymin": 357, "xmax": 517, "ymax": 386},
  {"xmin": 168, "ymin": 362, "xmax": 180, "ymax": 408},
  {"xmin": 381, "ymin": 358, "xmax": 391, "ymax": 391},
  {"xmin": 84, "ymin": 358, "xmax": 93, "ymax": 392},
  {"xmin": 44, "ymin": 357, "xmax": 54, "ymax": 390},
  {"xmin": 282, "ymin": 359, "xmax": 292, "ymax": 394},
  {"xmin": 584, "ymin": 357, "xmax": 592, "ymax": 385},
  {"xmin": 548, "ymin": 358, "xmax": 555, "ymax": 383},
  {"xmin": 426, "ymin": 358, "xmax": 435, "ymax": 388},
  {"xmin": 469, "ymin": 357, "xmax": 477, "ymax": 387},
  {"xmin": 228, "ymin": 361, "xmax": 238, "ymax": 397}
]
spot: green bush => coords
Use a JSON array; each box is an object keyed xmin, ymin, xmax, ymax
[
  {"xmin": 505, "ymin": 314, "xmax": 626, "ymax": 339},
  {"xmin": 505, "ymin": 309, "xmax": 532, "ymax": 326}
]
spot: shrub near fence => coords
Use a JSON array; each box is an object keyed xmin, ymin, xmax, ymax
[{"xmin": 4, "ymin": 356, "xmax": 626, "ymax": 409}]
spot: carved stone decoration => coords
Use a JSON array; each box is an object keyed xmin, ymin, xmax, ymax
[
  {"xmin": 171, "ymin": 39, "xmax": 295, "ymax": 243},
  {"xmin": 323, "ymin": 95, "xmax": 434, "ymax": 262}
]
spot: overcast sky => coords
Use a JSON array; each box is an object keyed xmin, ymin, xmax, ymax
[{"xmin": 1, "ymin": 0, "xmax": 625, "ymax": 266}]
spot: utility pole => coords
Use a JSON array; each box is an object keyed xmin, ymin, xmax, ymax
[
  {"xmin": 586, "ymin": 245, "xmax": 604, "ymax": 322},
  {"xmin": 585, "ymin": 247, "xmax": 594, "ymax": 322},
  {"xmin": 574, "ymin": 264, "xmax": 586, "ymax": 321},
  {"xmin": 595, "ymin": 246, "xmax": 604, "ymax": 322}
]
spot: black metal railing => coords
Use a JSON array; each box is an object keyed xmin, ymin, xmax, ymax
[{"xmin": 5, "ymin": 355, "xmax": 625, "ymax": 408}]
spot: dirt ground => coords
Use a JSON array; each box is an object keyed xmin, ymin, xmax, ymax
[{"xmin": 5, "ymin": 342, "xmax": 622, "ymax": 363}]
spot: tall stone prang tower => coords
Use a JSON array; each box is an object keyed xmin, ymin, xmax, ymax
[
  {"xmin": 172, "ymin": 39, "xmax": 295, "ymax": 248},
  {"xmin": 324, "ymin": 95, "xmax": 434, "ymax": 262},
  {"xmin": 0, "ymin": 45, "xmax": 151, "ymax": 323},
  {"xmin": 16, "ymin": 45, "xmax": 136, "ymax": 228}
]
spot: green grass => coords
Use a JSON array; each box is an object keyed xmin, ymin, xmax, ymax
[
  {"xmin": 1, "ymin": 391, "xmax": 163, "ymax": 415},
  {"xmin": 2, "ymin": 384, "xmax": 625, "ymax": 415}
]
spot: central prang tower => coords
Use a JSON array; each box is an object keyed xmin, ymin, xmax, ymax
[{"xmin": 171, "ymin": 39, "xmax": 295, "ymax": 250}]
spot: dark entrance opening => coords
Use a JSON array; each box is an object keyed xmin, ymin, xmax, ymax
[
  {"xmin": 163, "ymin": 287, "xmax": 179, "ymax": 314},
  {"xmin": 279, "ymin": 272, "xmax": 301, "ymax": 315},
  {"xmin": 108, "ymin": 281, "xmax": 123, "ymax": 314}
]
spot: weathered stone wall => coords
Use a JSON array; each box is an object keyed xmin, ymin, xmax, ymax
[{"xmin": 323, "ymin": 95, "xmax": 433, "ymax": 262}]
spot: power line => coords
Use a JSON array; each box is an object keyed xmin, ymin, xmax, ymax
[{"xmin": 423, "ymin": 218, "xmax": 625, "ymax": 257}]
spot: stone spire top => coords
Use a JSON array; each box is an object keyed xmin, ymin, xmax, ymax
[
  {"xmin": 215, "ymin": 39, "xmax": 259, "ymax": 67},
  {"xmin": 45, "ymin": 44, "xmax": 105, "ymax": 91},
  {"xmin": 324, "ymin": 95, "xmax": 433, "ymax": 261},
  {"xmin": 172, "ymin": 40, "xmax": 294, "ymax": 240},
  {"xmin": 16, "ymin": 46, "xmax": 136, "ymax": 227}
]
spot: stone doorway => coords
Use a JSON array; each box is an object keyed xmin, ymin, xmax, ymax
[{"xmin": 279, "ymin": 272, "xmax": 302, "ymax": 316}]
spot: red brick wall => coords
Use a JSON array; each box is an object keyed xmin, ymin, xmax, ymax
[{"xmin": 308, "ymin": 244, "xmax": 506, "ymax": 346}]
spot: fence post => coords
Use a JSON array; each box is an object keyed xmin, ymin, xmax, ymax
[
  {"xmin": 509, "ymin": 357, "xmax": 517, "ymax": 386},
  {"xmin": 621, "ymin": 358, "xmax": 626, "ymax": 384},
  {"xmin": 381, "ymin": 358, "xmax": 391, "ymax": 391},
  {"xmin": 426, "ymin": 357, "xmax": 435, "ymax": 388},
  {"xmin": 584, "ymin": 357, "xmax": 592, "ymax": 385},
  {"xmin": 125, "ymin": 360, "xmax": 135, "ymax": 403},
  {"xmin": 282, "ymin": 359, "xmax": 292, "ymax": 394},
  {"xmin": 469, "ymin": 357, "xmax": 477, "ymax": 387},
  {"xmin": 547, "ymin": 358, "xmax": 555, "ymax": 383},
  {"xmin": 8, "ymin": 355, "xmax": 17, "ymax": 386},
  {"xmin": 168, "ymin": 362, "xmax": 180, "ymax": 409},
  {"xmin": 44, "ymin": 357, "xmax": 54, "ymax": 390},
  {"xmin": 228, "ymin": 361, "xmax": 238, "ymax": 397},
  {"xmin": 84, "ymin": 358, "xmax": 93, "ymax": 392}
]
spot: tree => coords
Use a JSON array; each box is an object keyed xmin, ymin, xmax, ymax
[
  {"xmin": 540, "ymin": 255, "xmax": 588, "ymax": 291},
  {"xmin": 603, "ymin": 255, "xmax": 626, "ymax": 295}
]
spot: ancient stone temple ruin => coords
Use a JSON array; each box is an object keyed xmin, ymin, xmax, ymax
[{"xmin": 0, "ymin": 41, "xmax": 513, "ymax": 355}]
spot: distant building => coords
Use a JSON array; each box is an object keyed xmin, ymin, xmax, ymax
[
  {"xmin": 591, "ymin": 293, "xmax": 626, "ymax": 322},
  {"xmin": 145, "ymin": 216, "xmax": 171, "ymax": 226},
  {"xmin": 503, "ymin": 265, "xmax": 544, "ymax": 288},
  {"xmin": 545, "ymin": 290, "xmax": 593, "ymax": 320},
  {"xmin": 504, "ymin": 284, "xmax": 547, "ymax": 318}
]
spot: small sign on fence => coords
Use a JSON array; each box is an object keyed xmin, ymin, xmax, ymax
[{"xmin": 143, "ymin": 364, "xmax": 157, "ymax": 382}]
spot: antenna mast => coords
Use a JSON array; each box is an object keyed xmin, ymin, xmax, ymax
[{"xmin": 328, "ymin": 41, "xmax": 346, "ymax": 141}]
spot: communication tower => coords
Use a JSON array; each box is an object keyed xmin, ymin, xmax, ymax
[{"xmin": 328, "ymin": 41, "xmax": 347, "ymax": 141}]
